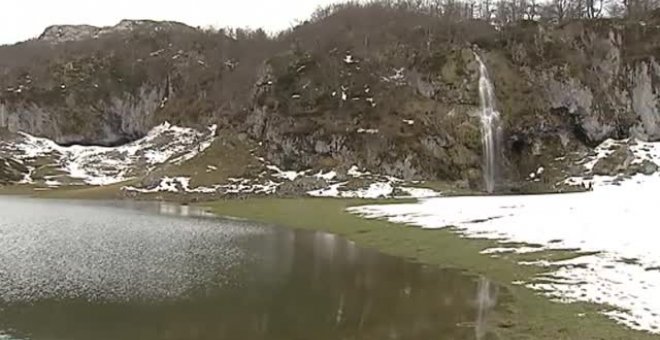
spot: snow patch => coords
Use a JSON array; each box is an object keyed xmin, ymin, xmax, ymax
[
  {"xmin": 123, "ymin": 176, "xmax": 279, "ymax": 195},
  {"xmin": 382, "ymin": 68, "xmax": 406, "ymax": 85},
  {"xmin": 357, "ymin": 128, "xmax": 379, "ymax": 134},
  {"xmin": 313, "ymin": 170, "xmax": 337, "ymax": 181},
  {"xmin": 347, "ymin": 166, "xmax": 370, "ymax": 178},
  {"xmin": 350, "ymin": 147, "xmax": 660, "ymax": 334},
  {"xmin": 583, "ymin": 139, "xmax": 658, "ymax": 172},
  {"xmin": 564, "ymin": 138, "xmax": 660, "ymax": 189},
  {"xmin": 267, "ymin": 165, "xmax": 305, "ymax": 181},
  {"xmin": 306, "ymin": 170, "xmax": 441, "ymax": 199},
  {"xmin": 308, "ymin": 182, "xmax": 394, "ymax": 199},
  {"xmin": 398, "ymin": 187, "xmax": 442, "ymax": 198},
  {"xmin": 1, "ymin": 122, "xmax": 216, "ymax": 185},
  {"xmin": 44, "ymin": 179, "xmax": 62, "ymax": 187}
]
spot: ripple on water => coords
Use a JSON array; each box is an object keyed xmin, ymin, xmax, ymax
[
  {"xmin": 0, "ymin": 198, "xmax": 503, "ymax": 340},
  {"xmin": 0, "ymin": 198, "xmax": 264, "ymax": 303}
]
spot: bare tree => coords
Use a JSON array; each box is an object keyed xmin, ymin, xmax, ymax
[
  {"xmin": 585, "ymin": 0, "xmax": 605, "ymax": 17},
  {"xmin": 494, "ymin": 0, "xmax": 529, "ymax": 23},
  {"xmin": 525, "ymin": 0, "xmax": 540, "ymax": 19},
  {"xmin": 611, "ymin": 0, "xmax": 659, "ymax": 18},
  {"xmin": 477, "ymin": 0, "xmax": 495, "ymax": 20},
  {"xmin": 539, "ymin": 0, "xmax": 569, "ymax": 20}
]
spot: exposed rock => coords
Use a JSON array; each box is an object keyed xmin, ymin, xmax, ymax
[
  {"xmin": 1, "ymin": 10, "xmax": 660, "ymax": 187},
  {"xmin": 0, "ymin": 85, "xmax": 163, "ymax": 146},
  {"xmin": 277, "ymin": 177, "xmax": 328, "ymax": 196},
  {"xmin": 588, "ymin": 141, "xmax": 659, "ymax": 178},
  {"xmin": 545, "ymin": 76, "xmax": 603, "ymax": 141},
  {"xmin": 631, "ymin": 60, "xmax": 660, "ymax": 141},
  {"xmin": 39, "ymin": 25, "xmax": 100, "ymax": 43},
  {"xmin": 0, "ymin": 156, "xmax": 27, "ymax": 184},
  {"xmin": 592, "ymin": 146, "xmax": 635, "ymax": 176},
  {"xmin": 39, "ymin": 20, "xmax": 196, "ymax": 44},
  {"xmin": 636, "ymin": 160, "xmax": 659, "ymax": 175}
]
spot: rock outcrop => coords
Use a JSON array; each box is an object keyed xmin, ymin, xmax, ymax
[
  {"xmin": 1, "ymin": 8, "xmax": 660, "ymax": 189},
  {"xmin": 0, "ymin": 156, "xmax": 27, "ymax": 184},
  {"xmin": 39, "ymin": 20, "xmax": 196, "ymax": 44}
]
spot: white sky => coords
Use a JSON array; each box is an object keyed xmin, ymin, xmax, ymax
[{"xmin": 0, "ymin": 0, "xmax": 347, "ymax": 45}]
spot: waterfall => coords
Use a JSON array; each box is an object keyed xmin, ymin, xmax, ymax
[{"xmin": 474, "ymin": 53, "xmax": 501, "ymax": 194}]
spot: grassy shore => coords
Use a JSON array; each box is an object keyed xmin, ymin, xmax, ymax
[{"xmin": 205, "ymin": 197, "xmax": 657, "ymax": 340}]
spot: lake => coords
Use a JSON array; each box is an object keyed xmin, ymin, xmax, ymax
[{"xmin": 0, "ymin": 197, "xmax": 500, "ymax": 340}]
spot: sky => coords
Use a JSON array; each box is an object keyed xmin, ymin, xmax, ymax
[{"xmin": 0, "ymin": 0, "xmax": 347, "ymax": 45}]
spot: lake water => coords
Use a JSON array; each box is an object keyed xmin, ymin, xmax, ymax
[{"xmin": 0, "ymin": 197, "xmax": 500, "ymax": 340}]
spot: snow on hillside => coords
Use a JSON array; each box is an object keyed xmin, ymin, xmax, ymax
[
  {"xmin": 123, "ymin": 163, "xmax": 441, "ymax": 198},
  {"xmin": 0, "ymin": 122, "xmax": 216, "ymax": 185},
  {"xmin": 350, "ymin": 139, "xmax": 660, "ymax": 334},
  {"xmin": 564, "ymin": 138, "xmax": 660, "ymax": 187},
  {"xmin": 308, "ymin": 181, "xmax": 441, "ymax": 199},
  {"xmin": 123, "ymin": 177, "xmax": 280, "ymax": 195},
  {"xmin": 307, "ymin": 166, "xmax": 441, "ymax": 199},
  {"xmin": 2, "ymin": 122, "xmax": 440, "ymax": 198}
]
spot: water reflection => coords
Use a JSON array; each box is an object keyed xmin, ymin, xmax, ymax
[
  {"xmin": 475, "ymin": 277, "xmax": 498, "ymax": 340},
  {"xmin": 0, "ymin": 198, "xmax": 503, "ymax": 340},
  {"xmin": 157, "ymin": 202, "xmax": 215, "ymax": 218}
]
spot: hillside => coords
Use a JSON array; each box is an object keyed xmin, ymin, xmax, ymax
[{"xmin": 1, "ymin": 3, "xmax": 660, "ymax": 195}]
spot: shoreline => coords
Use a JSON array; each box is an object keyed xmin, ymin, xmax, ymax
[
  {"xmin": 1, "ymin": 187, "xmax": 658, "ymax": 338},
  {"xmin": 203, "ymin": 197, "xmax": 660, "ymax": 339}
]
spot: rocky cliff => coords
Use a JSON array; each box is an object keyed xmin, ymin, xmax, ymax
[{"xmin": 1, "ymin": 6, "xmax": 659, "ymax": 191}]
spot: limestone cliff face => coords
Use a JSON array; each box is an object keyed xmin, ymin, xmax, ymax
[
  {"xmin": 0, "ymin": 86, "xmax": 163, "ymax": 145},
  {"xmin": 1, "ymin": 13, "xmax": 659, "ymax": 188},
  {"xmin": 630, "ymin": 59, "xmax": 660, "ymax": 140},
  {"xmin": 491, "ymin": 21, "xmax": 660, "ymax": 145},
  {"xmin": 243, "ymin": 19, "xmax": 660, "ymax": 185},
  {"xmin": 460, "ymin": 19, "xmax": 660, "ymax": 184},
  {"xmin": 0, "ymin": 20, "xmax": 209, "ymax": 146},
  {"xmin": 245, "ymin": 48, "xmax": 483, "ymax": 183}
]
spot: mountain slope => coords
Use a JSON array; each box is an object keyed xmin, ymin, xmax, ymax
[{"xmin": 1, "ymin": 4, "xmax": 660, "ymax": 191}]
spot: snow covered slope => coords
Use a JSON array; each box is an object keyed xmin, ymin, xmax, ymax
[{"xmin": 0, "ymin": 122, "xmax": 216, "ymax": 186}]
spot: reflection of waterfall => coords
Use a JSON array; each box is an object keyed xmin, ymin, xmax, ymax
[
  {"xmin": 475, "ymin": 276, "xmax": 497, "ymax": 340},
  {"xmin": 157, "ymin": 202, "xmax": 214, "ymax": 218},
  {"xmin": 474, "ymin": 53, "xmax": 502, "ymax": 194}
]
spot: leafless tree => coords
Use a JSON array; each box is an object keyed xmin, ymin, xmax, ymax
[
  {"xmin": 585, "ymin": 0, "xmax": 605, "ymax": 17},
  {"xmin": 477, "ymin": 0, "xmax": 495, "ymax": 19},
  {"xmin": 526, "ymin": 0, "xmax": 540, "ymax": 19},
  {"xmin": 552, "ymin": 0, "xmax": 570, "ymax": 19},
  {"xmin": 494, "ymin": 0, "xmax": 529, "ymax": 23},
  {"xmin": 622, "ymin": 0, "xmax": 660, "ymax": 18}
]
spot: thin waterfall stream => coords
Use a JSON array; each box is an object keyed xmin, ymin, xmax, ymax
[{"xmin": 474, "ymin": 53, "xmax": 502, "ymax": 194}]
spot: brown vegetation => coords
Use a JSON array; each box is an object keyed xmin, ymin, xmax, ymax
[{"xmin": 1, "ymin": 1, "xmax": 659, "ymax": 185}]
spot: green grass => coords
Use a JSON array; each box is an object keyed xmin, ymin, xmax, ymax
[
  {"xmin": 0, "ymin": 181, "xmax": 135, "ymax": 200},
  {"xmin": 204, "ymin": 197, "xmax": 659, "ymax": 340},
  {"xmin": 146, "ymin": 131, "xmax": 262, "ymax": 188}
]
